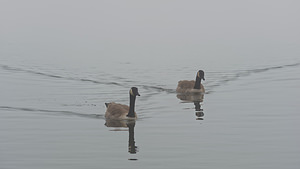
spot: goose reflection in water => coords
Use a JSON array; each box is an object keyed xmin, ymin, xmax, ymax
[
  {"xmin": 177, "ymin": 93, "xmax": 205, "ymax": 120},
  {"xmin": 105, "ymin": 119, "xmax": 138, "ymax": 155},
  {"xmin": 194, "ymin": 101, "xmax": 204, "ymax": 120}
]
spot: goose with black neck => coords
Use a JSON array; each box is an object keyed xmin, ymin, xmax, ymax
[{"xmin": 105, "ymin": 87, "xmax": 140, "ymax": 120}]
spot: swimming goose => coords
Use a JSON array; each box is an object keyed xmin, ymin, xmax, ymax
[
  {"xmin": 176, "ymin": 70, "xmax": 205, "ymax": 94},
  {"xmin": 105, "ymin": 87, "xmax": 140, "ymax": 120}
]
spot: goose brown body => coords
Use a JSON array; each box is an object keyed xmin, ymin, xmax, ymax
[
  {"xmin": 176, "ymin": 80, "xmax": 205, "ymax": 94},
  {"xmin": 105, "ymin": 102, "xmax": 137, "ymax": 120}
]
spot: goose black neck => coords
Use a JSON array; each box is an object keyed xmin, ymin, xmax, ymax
[
  {"xmin": 127, "ymin": 94, "xmax": 136, "ymax": 117},
  {"xmin": 194, "ymin": 76, "xmax": 202, "ymax": 89}
]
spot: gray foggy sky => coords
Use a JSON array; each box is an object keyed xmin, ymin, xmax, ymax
[{"xmin": 1, "ymin": 0, "xmax": 299, "ymax": 63}]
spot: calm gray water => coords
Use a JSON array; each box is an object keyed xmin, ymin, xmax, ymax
[{"xmin": 1, "ymin": 1, "xmax": 300, "ymax": 169}]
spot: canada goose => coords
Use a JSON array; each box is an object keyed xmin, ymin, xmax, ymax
[
  {"xmin": 176, "ymin": 70, "xmax": 205, "ymax": 94},
  {"xmin": 105, "ymin": 87, "xmax": 140, "ymax": 120}
]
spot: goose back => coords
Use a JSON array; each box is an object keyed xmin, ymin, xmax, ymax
[
  {"xmin": 105, "ymin": 102, "xmax": 137, "ymax": 120},
  {"xmin": 176, "ymin": 80, "xmax": 205, "ymax": 93}
]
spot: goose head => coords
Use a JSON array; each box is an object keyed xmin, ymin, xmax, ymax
[
  {"xmin": 197, "ymin": 70, "xmax": 205, "ymax": 81},
  {"xmin": 130, "ymin": 87, "xmax": 140, "ymax": 97}
]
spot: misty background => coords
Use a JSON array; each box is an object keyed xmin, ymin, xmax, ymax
[{"xmin": 1, "ymin": 0, "xmax": 299, "ymax": 69}]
